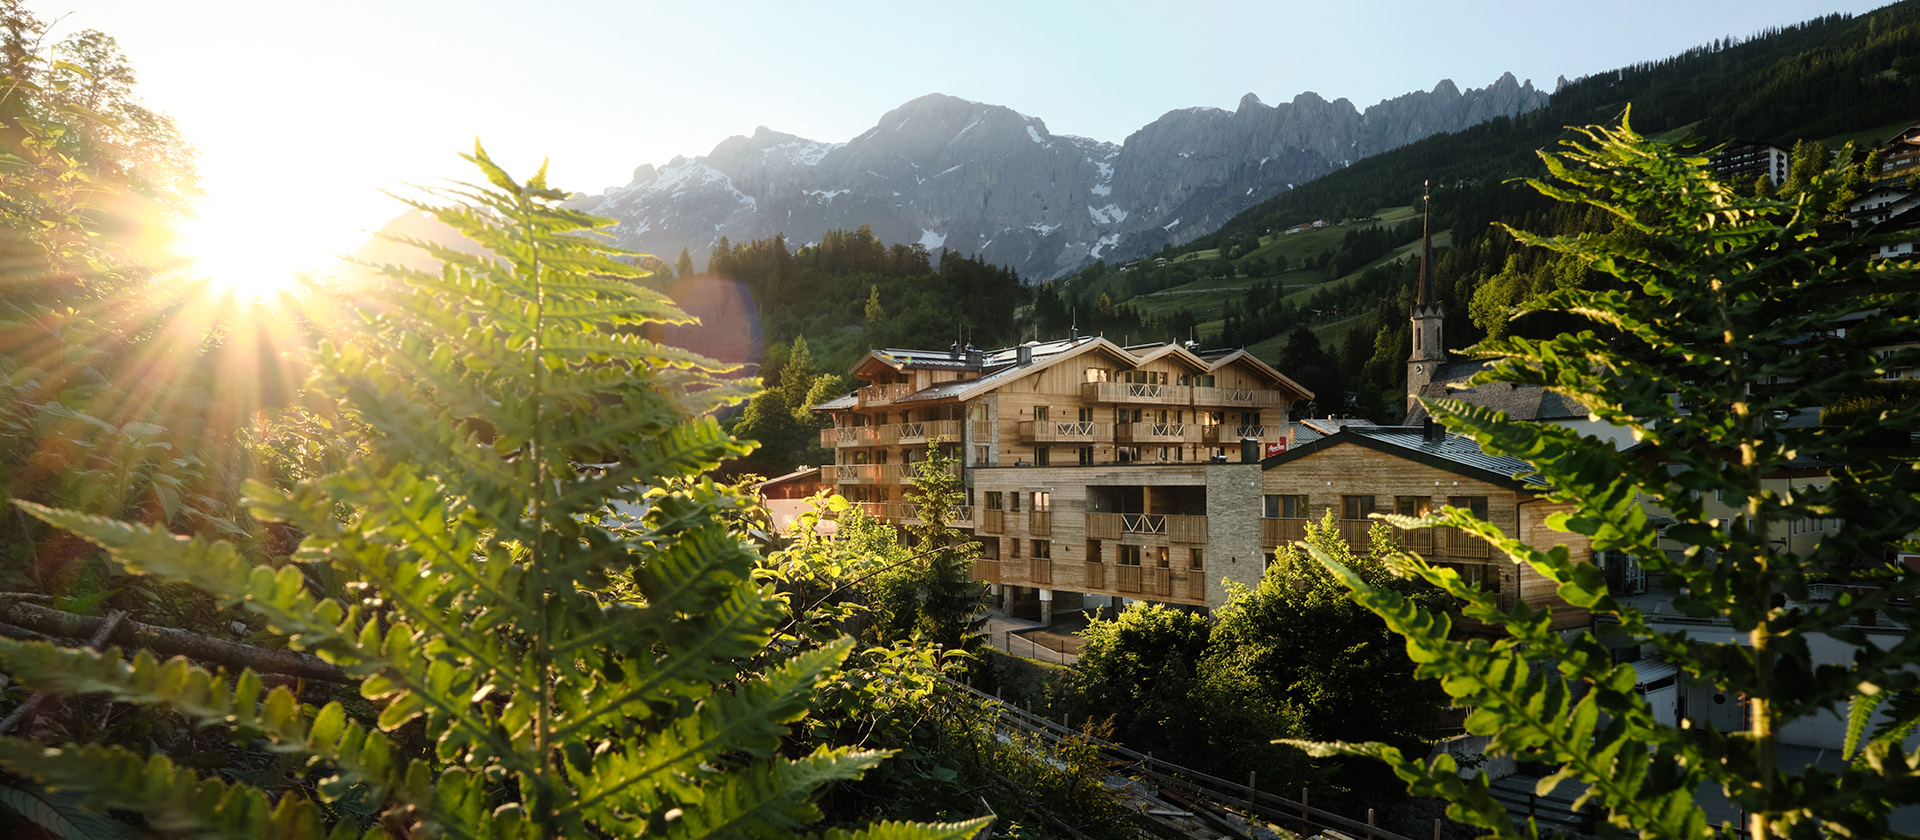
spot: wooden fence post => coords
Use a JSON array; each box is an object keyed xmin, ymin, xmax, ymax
[
  {"xmin": 1367, "ymin": 807, "xmax": 1375, "ymax": 840},
  {"xmin": 1301, "ymin": 787, "xmax": 1309, "ymax": 825}
]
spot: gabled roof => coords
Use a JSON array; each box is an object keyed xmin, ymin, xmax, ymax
[
  {"xmin": 1405, "ymin": 361, "xmax": 1588, "ymax": 424},
  {"xmin": 1262, "ymin": 425, "xmax": 1547, "ymax": 491},
  {"xmin": 815, "ymin": 335, "xmax": 1315, "ymax": 411}
]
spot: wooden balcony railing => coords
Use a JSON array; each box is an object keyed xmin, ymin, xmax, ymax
[
  {"xmin": 1190, "ymin": 386, "xmax": 1285, "ymax": 409},
  {"xmin": 1017, "ymin": 420, "xmax": 1106, "ymax": 443},
  {"xmin": 1147, "ymin": 568, "xmax": 1173, "ymax": 597},
  {"xmin": 898, "ymin": 462, "xmax": 961, "ymax": 485},
  {"xmin": 980, "ymin": 509, "xmax": 1006, "ymax": 533},
  {"xmin": 1336, "ymin": 519, "xmax": 1372, "ymax": 551},
  {"xmin": 854, "ymin": 502, "xmax": 974, "ymax": 527},
  {"xmin": 823, "ymin": 426, "xmax": 882, "ymax": 447},
  {"xmin": 1397, "ymin": 526, "xmax": 1434, "ymax": 554},
  {"xmin": 1261, "ymin": 517, "xmax": 1306, "ymax": 548},
  {"xmin": 1028, "ymin": 511, "xmax": 1053, "ymax": 536},
  {"xmin": 972, "ymin": 559, "xmax": 1001, "ymax": 584},
  {"xmin": 1202, "ymin": 424, "xmax": 1271, "ymax": 445},
  {"xmin": 1117, "ymin": 422, "xmax": 1196, "ymax": 444},
  {"xmin": 895, "ymin": 419, "xmax": 961, "ymax": 444},
  {"xmin": 1084, "ymin": 562, "xmax": 1106, "ymax": 590},
  {"xmin": 1115, "ymin": 564, "xmax": 1144, "ymax": 593},
  {"xmin": 856, "ymin": 383, "xmax": 916, "ymax": 407},
  {"xmin": 1081, "ymin": 380, "xmax": 1193, "ymax": 406},
  {"xmin": 1184, "ymin": 570, "xmax": 1207, "ymax": 601},
  {"xmin": 1084, "ymin": 513, "xmax": 1207, "ymax": 542},
  {"xmin": 1029, "ymin": 558, "xmax": 1052, "ymax": 585},
  {"xmin": 1439, "ymin": 527, "xmax": 1491, "ymax": 559}
]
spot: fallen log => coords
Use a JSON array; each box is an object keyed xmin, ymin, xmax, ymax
[{"xmin": 0, "ymin": 601, "xmax": 354, "ymax": 685}]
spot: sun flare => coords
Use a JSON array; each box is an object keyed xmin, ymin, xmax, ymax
[{"xmin": 174, "ymin": 208, "xmax": 310, "ymax": 300}]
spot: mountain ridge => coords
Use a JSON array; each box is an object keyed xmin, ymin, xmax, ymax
[{"xmin": 573, "ymin": 75, "xmax": 1549, "ymax": 280}]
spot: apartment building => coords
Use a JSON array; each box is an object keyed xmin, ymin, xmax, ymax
[{"xmin": 812, "ymin": 335, "xmax": 1311, "ymax": 620}]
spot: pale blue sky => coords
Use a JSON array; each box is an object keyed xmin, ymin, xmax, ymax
[{"xmin": 32, "ymin": 0, "xmax": 1893, "ymax": 283}]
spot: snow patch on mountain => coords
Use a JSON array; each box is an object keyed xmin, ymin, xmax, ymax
[
  {"xmin": 1088, "ymin": 204, "xmax": 1128, "ymax": 225},
  {"xmin": 918, "ymin": 229, "xmax": 947, "ymax": 251}
]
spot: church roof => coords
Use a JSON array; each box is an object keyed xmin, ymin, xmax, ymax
[{"xmin": 1404, "ymin": 360, "xmax": 1588, "ymax": 424}]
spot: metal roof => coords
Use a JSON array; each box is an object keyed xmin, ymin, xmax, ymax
[{"xmin": 1263, "ymin": 425, "xmax": 1547, "ymax": 490}]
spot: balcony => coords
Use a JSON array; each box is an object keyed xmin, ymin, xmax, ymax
[
  {"xmin": 822, "ymin": 426, "xmax": 881, "ymax": 448},
  {"xmin": 1082, "ymin": 380, "xmax": 1193, "ymax": 407},
  {"xmin": 1084, "ymin": 562, "xmax": 1105, "ymax": 590},
  {"xmin": 857, "ymin": 383, "xmax": 916, "ymax": 407},
  {"xmin": 1086, "ymin": 512, "xmax": 1207, "ymax": 543},
  {"xmin": 854, "ymin": 502, "xmax": 974, "ymax": 528},
  {"xmin": 1117, "ymin": 422, "xmax": 1197, "ymax": 445},
  {"xmin": 895, "ymin": 419, "xmax": 961, "ymax": 445},
  {"xmin": 980, "ymin": 509, "xmax": 1006, "ymax": 533},
  {"xmin": 1191, "ymin": 386, "xmax": 1286, "ymax": 409},
  {"xmin": 1028, "ymin": 510, "xmax": 1053, "ymax": 536},
  {"xmin": 1261, "ymin": 517, "xmax": 1306, "ymax": 549},
  {"xmin": 1018, "ymin": 419, "xmax": 1106, "ymax": 443},
  {"xmin": 972, "ymin": 559, "xmax": 1001, "ymax": 584},
  {"xmin": 1029, "ymin": 558, "xmax": 1053, "ymax": 585},
  {"xmin": 1115, "ymin": 564, "xmax": 1143, "ymax": 593},
  {"xmin": 1184, "ymin": 570, "xmax": 1207, "ymax": 601},
  {"xmin": 831, "ymin": 464, "xmax": 932, "ymax": 485},
  {"xmin": 1202, "ymin": 424, "xmax": 1272, "ymax": 446}
]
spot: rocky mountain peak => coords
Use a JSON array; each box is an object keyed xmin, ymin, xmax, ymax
[{"xmin": 575, "ymin": 73, "xmax": 1552, "ymax": 281}]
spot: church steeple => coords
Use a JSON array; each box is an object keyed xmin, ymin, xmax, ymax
[{"xmin": 1407, "ymin": 182, "xmax": 1446, "ymax": 415}]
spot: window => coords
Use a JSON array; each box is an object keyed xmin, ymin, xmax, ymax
[
  {"xmin": 1009, "ymin": 492, "xmax": 1021, "ymax": 513},
  {"xmin": 1085, "ymin": 367, "xmax": 1110, "ymax": 383},
  {"xmin": 1034, "ymin": 406, "xmax": 1050, "ymax": 421},
  {"xmin": 1441, "ymin": 562, "xmax": 1501, "ymax": 592},
  {"xmin": 1395, "ymin": 496, "xmax": 1431, "ymax": 517},
  {"xmin": 1009, "ymin": 538, "xmax": 1021, "ymax": 558},
  {"xmin": 1264, "ymin": 494, "xmax": 1308, "ymax": 518},
  {"xmin": 985, "ymin": 491, "xmax": 1004, "ymax": 511},
  {"xmin": 1117, "ymin": 545, "xmax": 1142, "ymax": 566},
  {"xmin": 1447, "ymin": 495, "xmax": 1490, "ymax": 520},
  {"xmin": 1034, "ymin": 446, "xmax": 1050, "ymax": 466},
  {"xmin": 974, "ymin": 445, "xmax": 990, "ymax": 464},
  {"xmin": 1086, "ymin": 540, "xmax": 1102, "ymax": 563},
  {"xmin": 1189, "ymin": 548, "xmax": 1204, "ymax": 570},
  {"xmin": 1341, "ymin": 495, "xmax": 1377, "ymax": 520},
  {"xmin": 1078, "ymin": 446, "xmax": 1095, "ymax": 465},
  {"xmin": 1031, "ymin": 491, "xmax": 1051, "ymax": 511},
  {"xmin": 1078, "ymin": 407, "xmax": 1095, "ymax": 422},
  {"xmin": 1033, "ymin": 540, "xmax": 1051, "ymax": 560},
  {"xmin": 1156, "ymin": 546, "xmax": 1171, "ymax": 568},
  {"xmin": 971, "ymin": 404, "xmax": 989, "ymax": 423}
]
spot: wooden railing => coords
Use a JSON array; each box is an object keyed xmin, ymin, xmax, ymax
[
  {"xmin": 1084, "ymin": 562, "xmax": 1106, "ymax": 590},
  {"xmin": 1439, "ymin": 528, "xmax": 1491, "ymax": 559},
  {"xmin": 1190, "ymin": 386, "xmax": 1285, "ymax": 408},
  {"xmin": 1085, "ymin": 513, "xmax": 1206, "ymax": 542},
  {"xmin": 1261, "ymin": 517, "xmax": 1306, "ymax": 548},
  {"xmin": 1117, "ymin": 422, "xmax": 1195, "ymax": 444},
  {"xmin": 980, "ymin": 510, "xmax": 1005, "ymax": 533},
  {"xmin": 856, "ymin": 383, "xmax": 916, "ymax": 406},
  {"xmin": 1115, "ymin": 564, "xmax": 1144, "ymax": 593},
  {"xmin": 823, "ymin": 425, "xmax": 884, "ymax": 447},
  {"xmin": 971, "ymin": 559, "xmax": 1001, "ymax": 584},
  {"xmin": 1336, "ymin": 519, "xmax": 1372, "ymax": 551},
  {"xmin": 1017, "ymin": 420, "xmax": 1106, "ymax": 443},
  {"xmin": 1028, "ymin": 510, "xmax": 1053, "ymax": 536},
  {"xmin": 1029, "ymin": 558, "xmax": 1052, "ymax": 585},
  {"xmin": 1184, "ymin": 570, "xmax": 1207, "ymax": 601},
  {"xmin": 894, "ymin": 419, "xmax": 961, "ymax": 444},
  {"xmin": 1397, "ymin": 526, "xmax": 1434, "ymax": 553},
  {"xmin": 1147, "ymin": 568, "xmax": 1173, "ymax": 597},
  {"xmin": 1081, "ymin": 381, "xmax": 1193, "ymax": 406},
  {"xmin": 1202, "ymin": 424, "xmax": 1271, "ymax": 445}
]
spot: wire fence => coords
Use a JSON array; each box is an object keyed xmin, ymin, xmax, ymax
[{"xmin": 945, "ymin": 677, "xmax": 1419, "ymax": 840}]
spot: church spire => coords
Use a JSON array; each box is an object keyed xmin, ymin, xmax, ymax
[
  {"xmin": 1417, "ymin": 180, "xmax": 1435, "ymax": 308},
  {"xmin": 1407, "ymin": 181, "xmax": 1446, "ymax": 417}
]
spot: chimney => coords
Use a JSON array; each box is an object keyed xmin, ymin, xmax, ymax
[
  {"xmin": 1016, "ymin": 343, "xmax": 1033, "ymax": 366},
  {"xmin": 949, "ymin": 341, "xmax": 962, "ymax": 360},
  {"xmin": 965, "ymin": 343, "xmax": 982, "ymax": 367},
  {"xmin": 1070, "ymin": 326, "xmax": 1079, "ymax": 342},
  {"xmin": 1240, "ymin": 437, "xmax": 1261, "ymax": 463},
  {"xmin": 1422, "ymin": 417, "xmax": 1444, "ymax": 443}
]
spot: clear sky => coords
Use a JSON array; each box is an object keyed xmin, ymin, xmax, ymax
[{"xmin": 33, "ymin": 0, "xmax": 1894, "ymax": 286}]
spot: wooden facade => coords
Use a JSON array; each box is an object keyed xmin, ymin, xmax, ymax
[{"xmin": 1260, "ymin": 428, "xmax": 1592, "ymax": 631}]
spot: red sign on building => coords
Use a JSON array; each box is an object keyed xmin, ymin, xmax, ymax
[{"xmin": 1264, "ymin": 441, "xmax": 1287, "ymax": 458}]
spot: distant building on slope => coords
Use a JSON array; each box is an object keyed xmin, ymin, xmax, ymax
[{"xmin": 1709, "ymin": 140, "xmax": 1790, "ymax": 186}]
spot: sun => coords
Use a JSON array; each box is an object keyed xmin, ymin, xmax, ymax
[{"xmin": 174, "ymin": 206, "xmax": 312, "ymax": 301}]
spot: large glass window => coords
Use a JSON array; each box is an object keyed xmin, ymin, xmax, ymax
[
  {"xmin": 1447, "ymin": 495, "xmax": 1490, "ymax": 520},
  {"xmin": 1263, "ymin": 494, "xmax": 1308, "ymax": 518}
]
